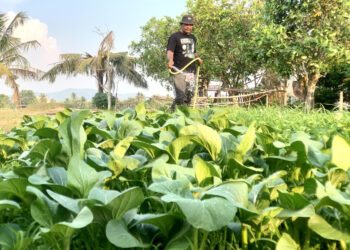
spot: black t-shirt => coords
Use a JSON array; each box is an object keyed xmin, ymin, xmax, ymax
[{"xmin": 167, "ymin": 31, "xmax": 197, "ymax": 72}]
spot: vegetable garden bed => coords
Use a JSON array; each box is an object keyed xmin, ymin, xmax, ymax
[{"xmin": 0, "ymin": 104, "xmax": 349, "ymax": 249}]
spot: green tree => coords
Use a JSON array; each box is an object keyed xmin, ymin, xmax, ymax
[
  {"xmin": 136, "ymin": 92, "xmax": 145, "ymax": 103},
  {"xmin": 130, "ymin": 1, "xmax": 262, "ymax": 91},
  {"xmin": 186, "ymin": 0, "xmax": 262, "ymax": 88},
  {"xmin": 70, "ymin": 92, "xmax": 78, "ymax": 102},
  {"xmin": 38, "ymin": 93, "xmax": 47, "ymax": 103},
  {"xmin": 20, "ymin": 90, "xmax": 37, "ymax": 105},
  {"xmin": 41, "ymin": 31, "xmax": 147, "ymax": 110},
  {"xmin": 0, "ymin": 94, "xmax": 11, "ymax": 108},
  {"xmin": 0, "ymin": 12, "xmax": 41, "ymax": 107},
  {"xmin": 92, "ymin": 92, "xmax": 115, "ymax": 109},
  {"xmin": 130, "ymin": 17, "xmax": 179, "ymax": 89},
  {"xmin": 254, "ymin": 0, "xmax": 350, "ymax": 110},
  {"xmin": 315, "ymin": 63, "xmax": 350, "ymax": 109}
]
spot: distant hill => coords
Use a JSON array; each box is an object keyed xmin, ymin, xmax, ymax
[{"xmin": 35, "ymin": 88, "xmax": 136, "ymax": 101}]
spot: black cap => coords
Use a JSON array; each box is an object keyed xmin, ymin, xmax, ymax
[{"xmin": 180, "ymin": 15, "xmax": 194, "ymax": 25}]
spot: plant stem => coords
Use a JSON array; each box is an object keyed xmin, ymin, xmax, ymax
[
  {"xmin": 303, "ymin": 228, "xmax": 310, "ymax": 249},
  {"xmin": 242, "ymin": 225, "xmax": 248, "ymax": 250},
  {"xmin": 339, "ymin": 240, "xmax": 347, "ymax": 250},
  {"xmin": 199, "ymin": 230, "xmax": 209, "ymax": 250},
  {"xmin": 193, "ymin": 228, "xmax": 198, "ymax": 250}
]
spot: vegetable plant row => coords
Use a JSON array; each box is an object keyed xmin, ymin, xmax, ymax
[{"xmin": 0, "ymin": 104, "xmax": 349, "ymax": 249}]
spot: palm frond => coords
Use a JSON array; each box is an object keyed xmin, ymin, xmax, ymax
[
  {"xmin": 1, "ymin": 53, "xmax": 31, "ymax": 67},
  {"xmin": 59, "ymin": 53, "xmax": 83, "ymax": 61},
  {"xmin": 9, "ymin": 66, "xmax": 42, "ymax": 80},
  {"xmin": 77, "ymin": 57, "xmax": 94, "ymax": 74},
  {"xmin": 0, "ymin": 62, "xmax": 13, "ymax": 78},
  {"xmin": 0, "ymin": 12, "xmax": 27, "ymax": 43},
  {"xmin": 98, "ymin": 31, "xmax": 114, "ymax": 55},
  {"xmin": 41, "ymin": 58, "xmax": 82, "ymax": 82}
]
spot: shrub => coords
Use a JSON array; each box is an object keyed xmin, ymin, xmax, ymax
[{"xmin": 92, "ymin": 92, "xmax": 115, "ymax": 109}]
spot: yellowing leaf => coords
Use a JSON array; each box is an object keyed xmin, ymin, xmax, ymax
[{"xmin": 331, "ymin": 136, "xmax": 350, "ymax": 171}]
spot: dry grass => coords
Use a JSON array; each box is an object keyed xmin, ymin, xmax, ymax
[{"xmin": 0, "ymin": 103, "xmax": 65, "ymax": 132}]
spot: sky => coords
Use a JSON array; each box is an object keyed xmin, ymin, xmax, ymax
[{"xmin": 0, "ymin": 0, "xmax": 188, "ymax": 98}]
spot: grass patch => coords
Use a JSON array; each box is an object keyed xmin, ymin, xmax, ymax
[{"xmin": 0, "ymin": 103, "xmax": 65, "ymax": 132}]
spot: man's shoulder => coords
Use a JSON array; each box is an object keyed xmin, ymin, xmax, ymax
[{"xmin": 169, "ymin": 31, "xmax": 182, "ymax": 38}]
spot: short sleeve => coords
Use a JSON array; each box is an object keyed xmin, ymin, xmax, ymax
[{"xmin": 167, "ymin": 34, "xmax": 176, "ymax": 52}]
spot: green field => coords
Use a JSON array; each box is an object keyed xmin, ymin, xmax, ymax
[{"xmin": 0, "ymin": 105, "xmax": 350, "ymax": 249}]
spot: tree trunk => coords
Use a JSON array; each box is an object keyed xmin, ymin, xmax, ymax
[
  {"xmin": 304, "ymin": 73, "xmax": 321, "ymax": 112},
  {"xmin": 97, "ymin": 72, "xmax": 104, "ymax": 93},
  {"xmin": 107, "ymin": 71, "xmax": 112, "ymax": 110}
]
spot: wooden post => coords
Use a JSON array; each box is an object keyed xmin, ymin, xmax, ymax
[
  {"xmin": 339, "ymin": 91, "xmax": 343, "ymax": 112},
  {"xmin": 266, "ymin": 94, "xmax": 269, "ymax": 107},
  {"xmin": 283, "ymin": 91, "xmax": 287, "ymax": 106}
]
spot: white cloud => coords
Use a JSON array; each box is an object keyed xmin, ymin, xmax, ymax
[
  {"xmin": 0, "ymin": 12, "xmax": 172, "ymax": 98},
  {"xmin": 6, "ymin": 11, "xmax": 60, "ymax": 70}
]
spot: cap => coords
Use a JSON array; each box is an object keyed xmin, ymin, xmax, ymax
[{"xmin": 180, "ymin": 14, "xmax": 194, "ymax": 25}]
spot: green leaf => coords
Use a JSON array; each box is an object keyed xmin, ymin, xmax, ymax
[
  {"xmin": 234, "ymin": 123, "xmax": 255, "ymax": 163},
  {"xmin": 152, "ymin": 158, "xmax": 195, "ymax": 181},
  {"xmin": 67, "ymin": 156, "xmax": 100, "ymax": 198},
  {"xmin": 58, "ymin": 206, "xmax": 93, "ymax": 228},
  {"xmin": 149, "ymin": 179, "xmax": 192, "ymax": 197},
  {"xmin": 166, "ymin": 135, "xmax": 194, "ymax": 163},
  {"xmin": 86, "ymin": 126, "xmax": 113, "ymax": 140},
  {"xmin": 33, "ymin": 127, "xmax": 59, "ymax": 139},
  {"xmin": 0, "ymin": 200, "xmax": 20, "ymax": 210},
  {"xmin": 135, "ymin": 102, "xmax": 146, "ymax": 116},
  {"xmin": 278, "ymin": 191, "xmax": 310, "ymax": 210},
  {"xmin": 277, "ymin": 204, "xmax": 315, "ymax": 218},
  {"xmin": 113, "ymin": 136, "xmax": 134, "ymax": 158},
  {"xmin": 107, "ymin": 187, "xmax": 144, "ymax": 219},
  {"xmin": 201, "ymin": 181, "xmax": 249, "ymax": 209},
  {"xmin": 180, "ymin": 124, "xmax": 222, "ymax": 160},
  {"xmin": 131, "ymin": 140, "xmax": 163, "ymax": 159},
  {"xmin": 0, "ymin": 178, "xmax": 33, "ymax": 206},
  {"xmin": 0, "ymin": 224, "xmax": 20, "ymax": 250},
  {"xmin": 47, "ymin": 190, "xmax": 79, "ymax": 213},
  {"xmin": 132, "ymin": 214, "xmax": 177, "ymax": 237},
  {"xmin": 162, "ymin": 194, "xmax": 236, "ymax": 231},
  {"xmin": 88, "ymin": 187, "xmax": 120, "ymax": 205},
  {"xmin": 193, "ymin": 155, "xmax": 221, "ymax": 185},
  {"xmin": 58, "ymin": 110, "xmax": 89, "ymax": 159},
  {"xmin": 27, "ymin": 186, "xmax": 67, "ymax": 228},
  {"xmin": 45, "ymin": 206, "xmax": 94, "ymax": 249},
  {"xmin": 48, "ymin": 167, "xmax": 67, "ymax": 186},
  {"xmin": 276, "ymin": 233, "xmax": 300, "ymax": 250},
  {"xmin": 331, "ymin": 135, "xmax": 350, "ymax": 171},
  {"xmin": 308, "ymin": 214, "xmax": 350, "ymax": 243},
  {"xmin": 115, "ymin": 119, "xmax": 143, "ymax": 139},
  {"xmin": 106, "ymin": 219, "xmax": 150, "ymax": 248}
]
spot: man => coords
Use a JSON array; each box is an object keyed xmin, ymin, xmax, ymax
[{"xmin": 167, "ymin": 14, "xmax": 203, "ymax": 111}]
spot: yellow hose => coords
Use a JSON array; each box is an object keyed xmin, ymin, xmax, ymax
[{"xmin": 168, "ymin": 58, "xmax": 201, "ymax": 109}]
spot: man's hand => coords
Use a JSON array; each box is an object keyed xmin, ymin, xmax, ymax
[
  {"xmin": 168, "ymin": 60, "xmax": 174, "ymax": 69},
  {"xmin": 197, "ymin": 58, "xmax": 203, "ymax": 67}
]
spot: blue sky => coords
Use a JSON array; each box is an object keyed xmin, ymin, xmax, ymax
[{"xmin": 0, "ymin": 0, "xmax": 188, "ymax": 97}]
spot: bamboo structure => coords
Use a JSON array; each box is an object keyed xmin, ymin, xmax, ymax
[{"xmin": 193, "ymin": 89, "xmax": 286, "ymax": 108}]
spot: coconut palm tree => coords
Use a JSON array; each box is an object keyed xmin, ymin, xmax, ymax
[
  {"xmin": 0, "ymin": 12, "xmax": 41, "ymax": 107},
  {"xmin": 41, "ymin": 31, "xmax": 147, "ymax": 110}
]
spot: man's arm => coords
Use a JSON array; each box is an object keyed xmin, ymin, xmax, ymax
[
  {"xmin": 194, "ymin": 53, "xmax": 203, "ymax": 67},
  {"xmin": 167, "ymin": 50, "xmax": 174, "ymax": 69}
]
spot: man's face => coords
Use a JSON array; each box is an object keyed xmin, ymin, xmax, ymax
[{"xmin": 181, "ymin": 23, "xmax": 193, "ymax": 34}]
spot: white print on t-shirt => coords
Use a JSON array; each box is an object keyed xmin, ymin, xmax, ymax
[{"xmin": 180, "ymin": 38, "xmax": 195, "ymax": 59}]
